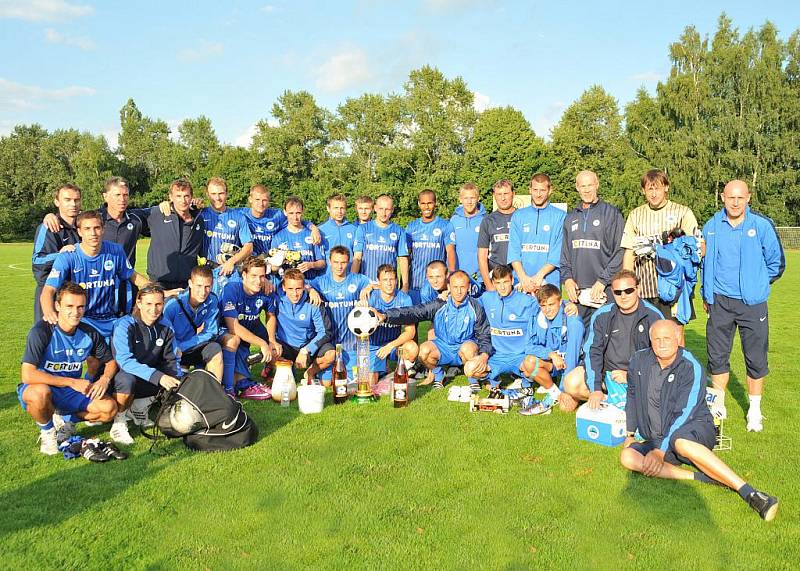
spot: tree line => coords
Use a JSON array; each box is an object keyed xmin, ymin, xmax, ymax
[{"xmin": 1, "ymin": 14, "xmax": 798, "ymax": 241}]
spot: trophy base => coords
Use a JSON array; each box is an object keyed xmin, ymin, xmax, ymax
[{"xmin": 353, "ymin": 391, "xmax": 379, "ymax": 404}]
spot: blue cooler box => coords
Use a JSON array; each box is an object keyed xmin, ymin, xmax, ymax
[{"xmin": 576, "ymin": 403, "xmax": 626, "ymax": 447}]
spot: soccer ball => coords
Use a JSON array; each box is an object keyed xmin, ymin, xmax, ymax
[
  {"xmin": 169, "ymin": 399, "xmax": 204, "ymax": 435},
  {"xmin": 347, "ymin": 307, "xmax": 379, "ymax": 337}
]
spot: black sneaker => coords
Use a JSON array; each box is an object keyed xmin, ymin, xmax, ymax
[
  {"xmin": 747, "ymin": 490, "xmax": 779, "ymax": 521},
  {"xmin": 99, "ymin": 441, "xmax": 128, "ymax": 460},
  {"xmin": 81, "ymin": 439, "xmax": 111, "ymax": 463}
]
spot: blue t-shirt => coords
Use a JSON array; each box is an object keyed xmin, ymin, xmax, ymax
[
  {"xmin": 507, "ymin": 204, "xmax": 565, "ymax": 286},
  {"xmin": 479, "ymin": 290, "xmax": 539, "ymax": 355},
  {"xmin": 451, "ymin": 204, "xmax": 486, "ymax": 279},
  {"xmin": 310, "ymin": 272, "xmax": 371, "ymax": 352},
  {"xmin": 353, "ymin": 221, "xmax": 409, "ymax": 281},
  {"xmin": 220, "ymin": 280, "xmax": 275, "ymax": 335},
  {"xmin": 239, "ymin": 207, "xmax": 288, "ymax": 256},
  {"xmin": 406, "ymin": 217, "xmax": 456, "ymax": 290},
  {"xmin": 369, "ymin": 289, "xmax": 412, "ymax": 348},
  {"xmin": 712, "ymin": 218, "xmax": 743, "ymax": 299},
  {"xmin": 272, "ymin": 226, "xmax": 325, "ymax": 280},
  {"xmin": 22, "ymin": 321, "xmax": 112, "ymax": 379},
  {"xmin": 319, "ymin": 218, "xmax": 357, "ymax": 258},
  {"xmin": 201, "ymin": 207, "xmax": 253, "ymax": 261},
  {"xmin": 45, "ymin": 241, "xmax": 133, "ymax": 320}
]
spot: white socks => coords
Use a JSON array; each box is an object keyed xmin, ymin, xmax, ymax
[{"xmin": 748, "ymin": 395, "xmax": 762, "ymax": 416}]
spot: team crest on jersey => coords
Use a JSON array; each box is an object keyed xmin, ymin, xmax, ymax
[
  {"xmin": 255, "ymin": 299, "xmax": 263, "ymax": 308},
  {"xmin": 347, "ymin": 284, "xmax": 357, "ymax": 293},
  {"xmin": 638, "ymin": 324, "xmax": 644, "ymax": 332},
  {"xmin": 474, "ymin": 227, "xmax": 480, "ymax": 233},
  {"xmin": 77, "ymin": 348, "xmax": 84, "ymax": 356},
  {"xmin": 522, "ymin": 225, "xmax": 530, "ymax": 233},
  {"xmin": 747, "ymin": 229, "xmax": 756, "ymax": 237},
  {"xmin": 195, "ymin": 224, "xmax": 201, "ymax": 231},
  {"xmin": 127, "ymin": 223, "xmax": 134, "ymax": 230},
  {"xmin": 667, "ymin": 374, "xmax": 675, "ymax": 383},
  {"xmin": 266, "ymin": 221, "xmax": 275, "ymax": 230},
  {"xmin": 299, "ymin": 313, "xmax": 306, "ymax": 320},
  {"xmin": 304, "ymin": 236, "xmax": 313, "ymax": 244},
  {"xmin": 104, "ymin": 260, "xmax": 114, "ymax": 271},
  {"xmin": 227, "ymin": 219, "xmax": 236, "ymax": 228},
  {"xmin": 593, "ymin": 220, "xmax": 600, "ymax": 226},
  {"xmin": 156, "ymin": 338, "xmax": 164, "ymax": 347},
  {"xmin": 543, "ymin": 225, "xmax": 550, "ymax": 232},
  {"xmin": 389, "ymin": 232, "xmax": 398, "ymax": 241},
  {"xmin": 509, "ymin": 313, "xmax": 517, "ymax": 321},
  {"xmin": 347, "ymin": 232, "xmax": 353, "ymax": 239},
  {"xmin": 433, "ymin": 228, "xmax": 442, "ymax": 237}
]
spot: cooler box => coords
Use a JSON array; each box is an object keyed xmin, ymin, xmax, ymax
[{"xmin": 576, "ymin": 403, "xmax": 626, "ymax": 447}]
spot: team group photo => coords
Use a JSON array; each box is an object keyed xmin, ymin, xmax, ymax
[{"xmin": 2, "ymin": 1, "xmax": 799, "ymax": 569}]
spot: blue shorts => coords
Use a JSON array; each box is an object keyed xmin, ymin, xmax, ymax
[
  {"xmin": 487, "ymin": 352, "xmax": 526, "ymax": 383},
  {"xmin": 370, "ymin": 346, "xmax": 398, "ymax": 374},
  {"xmin": 83, "ymin": 316, "xmax": 116, "ymax": 342},
  {"xmin": 17, "ymin": 383, "xmax": 91, "ymax": 415},
  {"xmin": 432, "ymin": 338, "xmax": 465, "ymax": 367}
]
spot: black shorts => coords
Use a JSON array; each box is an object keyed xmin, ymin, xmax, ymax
[
  {"xmin": 282, "ymin": 342, "xmax": 335, "ymax": 364},
  {"xmin": 111, "ymin": 371, "xmax": 161, "ymax": 398},
  {"xmin": 706, "ymin": 294, "xmax": 769, "ymax": 378},
  {"xmin": 180, "ymin": 342, "xmax": 222, "ymax": 369},
  {"xmin": 630, "ymin": 422, "xmax": 717, "ymax": 467}
]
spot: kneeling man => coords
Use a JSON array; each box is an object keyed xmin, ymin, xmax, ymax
[{"xmin": 621, "ymin": 320, "xmax": 778, "ymax": 521}]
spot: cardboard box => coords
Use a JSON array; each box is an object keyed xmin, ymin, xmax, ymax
[{"xmin": 576, "ymin": 403, "xmax": 626, "ymax": 447}]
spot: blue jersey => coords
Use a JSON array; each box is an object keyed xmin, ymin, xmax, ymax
[
  {"xmin": 201, "ymin": 207, "xmax": 252, "ymax": 261},
  {"xmin": 220, "ymin": 280, "xmax": 275, "ymax": 335},
  {"xmin": 319, "ymin": 218, "xmax": 357, "ymax": 258},
  {"xmin": 406, "ymin": 217, "xmax": 456, "ymax": 290},
  {"xmin": 272, "ymin": 226, "xmax": 324, "ymax": 280},
  {"xmin": 369, "ymin": 289, "xmax": 412, "ymax": 348},
  {"xmin": 310, "ymin": 272, "xmax": 371, "ymax": 352},
  {"xmin": 528, "ymin": 303, "xmax": 584, "ymax": 374},
  {"xmin": 211, "ymin": 266, "xmax": 241, "ymax": 298},
  {"xmin": 451, "ymin": 204, "xmax": 486, "ymax": 280},
  {"xmin": 353, "ymin": 221, "xmax": 409, "ymax": 281},
  {"xmin": 22, "ymin": 321, "xmax": 112, "ymax": 379},
  {"xmin": 45, "ymin": 241, "xmax": 133, "ymax": 321},
  {"xmin": 273, "ymin": 291, "xmax": 331, "ymax": 355},
  {"xmin": 239, "ymin": 207, "xmax": 288, "ymax": 256},
  {"xmin": 162, "ymin": 290, "xmax": 222, "ymax": 352},
  {"xmin": 507, "ymin": 204, "xmax": 565, "ymax": 286},
  {"xmin": 479, "ymin": 290, "xmax": 539, "ymax": 354},
  {"xmin": 420, "ymin": 281, "xmax": 445, "ymax": 304}
]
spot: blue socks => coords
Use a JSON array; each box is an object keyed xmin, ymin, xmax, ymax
[
  {"xmin": 222, "ymin": 349, "xmax": 236, "ymax": 393},
  {"xmin": 36, "ymin": 419, "xmax": 54, "ymax": 431}
]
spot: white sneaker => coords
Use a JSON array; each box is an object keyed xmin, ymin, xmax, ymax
[
  {"xmin": 55, "ymin": 420, "xmax": 76, "ymax": 444},
  {"xmin": 83, "ymin": 420, "xmax": 103, "ymax": 427},
  {"xmin": 110, "ymin": 415, "xmax": 135, "ymax": 445},
  {"xmin": 127, "ymin": 397, "xmax": 155, "ymax": 428},
  {"xmin": 507, "ymin": 378, "xmax": 523, "ymax": 390},
  {"xmin": 39, "ymin": 428, "xmax": 59, "ymax": 455},
  {"xmin": 746, "ymin": 410, "xmax": 763, "ymax": 432}
]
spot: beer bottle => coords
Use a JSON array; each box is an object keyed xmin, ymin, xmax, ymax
[
  {"xmin": 333, "ymin": 344, "xmax": 348, "ymax": 404},
  {"xmin": 393, "ymin": 348, "xmax": 408, "ymax": 408}
]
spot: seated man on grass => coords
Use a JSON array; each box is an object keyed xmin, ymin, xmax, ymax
[
  {"xmin": 621, "ymin": 320, "xmax": 779, "ymax": 522},
  {"xmin": 560, "ymin": 270, "xmax": 662, "ymax": 412},
  {"xmin": 373, "ymin": 271, "xmax": 492, "ymax": 390},
  {"xmin": 18, "ymin": 282, "xmax": 118, "ymax": 455},
  {"xmin": 272, "ymin": 269, "xmax": 336, "ymax": 384}
]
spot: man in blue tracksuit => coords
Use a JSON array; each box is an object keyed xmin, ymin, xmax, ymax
[
  {"xmin": 521, "ymin": 284, "xmax": 585, "ymax": 415},
  {"xmin": 621, "ymin": 320, "xmax": 779, "ymax": 522},
  {"xmin": 162, "ymin": 265, "xmax": 224, "ymax": 381},
  {"xmin": 508, "ymin": 174, "xmax": 565, "ymax": 292},
  {"xmin": 474, "ymin": 265, "xmax": 539, "ymax": 393},
  {"xmin": 376, "ymin": 271, "xmax": 493, "ymax": 390},
  {"xmin": 451, "ymin": 183, "xmax": 486, "ymax": 285},
  {"xmin": 561, "ymin": 270, "xmax": 662, "ymax": 412},
  {"xmin": 702, "ymin": 180, "xmax": 785, "ymax": 432}
]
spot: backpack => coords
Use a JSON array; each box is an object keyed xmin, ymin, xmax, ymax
[{"xmin": 144, "ymin": 369, "xmax": 258, "ymax": 452}]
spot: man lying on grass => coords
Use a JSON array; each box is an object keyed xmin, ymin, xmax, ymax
[{"xmin": 621, "ymin": 320, "xmax": 779, "ymax": 521}]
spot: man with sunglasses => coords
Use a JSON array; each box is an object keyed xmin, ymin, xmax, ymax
[{"xmin": 560, "ymin": 270, "xmax": 662, "ymax": 412}]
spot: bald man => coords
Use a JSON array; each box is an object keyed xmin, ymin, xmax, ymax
[
  {"xmin": 621, "ymin": 320, "xmax": 779, "ymax": 521},
  {"xmin": 701, "ymin": 180, "xmax": 784, "ymax": 432}
]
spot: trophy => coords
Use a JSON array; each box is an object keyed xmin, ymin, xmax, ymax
[{"xmin": 346, "ymin": 308, "xmax": 380, "ymax": 404}]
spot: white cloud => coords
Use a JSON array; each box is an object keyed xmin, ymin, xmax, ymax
[
  {"xmin": 0, "ymin": 0, "xmax": 92, "ymax": 21},
  {"xmin": 0, "ymin": 119, "xmax": 15, "ymax": 137},
  {"xmin": 423, "ymin": 0, "xmax": 486, "ymax": 12},
  {"xmin": 473, "ymin": 91, "xmax": 491, "ymax": 113},
  {"xmin": 314, "ymin": 46, "xmax": 375, "ymax": 93},
  {"xmin": 532, "ymin": 100, "xmax": 566, "ymax": 141},
  {"xmin": 0, "ymin": 77, "xmax": 95, "ymax": 111},
  {"xmin": 261, "ymin": 4, "xmax": 275, "ymax": 13},
  {"xmin": 100, "ymin": 126, "xmax": 119, "ymax": 149},
  {"xmin": 177, "ymin": 41, "xmax": 224, "ymax": 63},
  {"xmin": 44, "ymin": 27, "xmax": 95, "ymax": 50},
  {"xmin": 630, "ymin": 71, "xmax": 663, "ymax": 83},
  {"xmin": 234, "ymin": 123, "xmax": 258, "ymax": 148}
]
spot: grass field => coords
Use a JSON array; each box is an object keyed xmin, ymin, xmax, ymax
[{"xmin": 0, "ymin": 241, "xmax": 798, "ymax": 570}]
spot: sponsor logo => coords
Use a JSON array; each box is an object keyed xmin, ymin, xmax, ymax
[
  {"xmin": 90, "ymin": 269, "xmax": 99, "ymax": 276},
  {"xmin": 587, "ymin": 424, "xmax": 600, "ymax": 440},
  {"xmin": 571, "ymin": 223, "xmax": 578, "ymax": 232},
  {"xmin": 104, "ymin": 260, "xmax": 114, "ymax": 271},
  {"xmin": 760, "ymin": 315, "xmax": 767, "ymax": 322},
  {"xmin": 224, "ymin": 302, "xmax": 235, "ymax": 311},
  {"xmin": 44, "ymin": 361, "xmax": 82, "ymax": 373},
  {"xmin": 522, "ymin": 225, "xmax": 530, "ymax": 233},
  {"xmin": 221, "ymin": 418, "xmax": 236, "ymax": 430},
  {"xmin": 490, "ymin": 327, "xmax": 523, "ymax": 336},
  {"xmin": 78, "ymin": 278, "xmax": 115, "ymax": 290},
  {"xmin": 216, "ymin": 223, "xmax": 223, "ymax": 229},
  {"xmin": 195, "ymin": 224, "xmax": 201, "ymax": 231},
  {"xmin": 494, "ymin": 233, "xmax": 509, "ymax": 242},
  {"xmin": 48, "ymin": 269, "xmax": 60, "ymax": 279},
  {"xmin": 521, "ymin": 243, "xmax": 549, "ymax": 252},
  {"xmin": 53, "ymin": 349, "xmax": 65, "ymax": 354},
  {"xmin": 256, "ymin": 226, "xmax": 263, "ymax": 233},
  {"xmin": 572, "ymin": 239, "xmax": 601, "ymax": 250},
  {"xmin": 163, "ymin": 218, "xmax": 173, "ymax": 224},
  {"xmin": 206, "ymin": 230, "xmax": 213, "ymax": 237}
]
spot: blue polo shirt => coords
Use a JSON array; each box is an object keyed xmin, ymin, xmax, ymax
[{"xmin": 713, "ymin": 217, "xmax": 743, "ymax": 299}]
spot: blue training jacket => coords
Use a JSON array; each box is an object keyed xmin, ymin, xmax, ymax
[
  {"xmin": 478, "ymin": 289, "xmax": 539, "ymax": 355},
  {"xmin": 527, "ymin": 303, "xmax": 584, "ymax": 376},
  {"xmin": 451, "ymin": 203, "xmax": 486, "ymax": 279},
  {"xmin": 702, "ymin": 206, "xmax": 785, "ymax": 305},
  {"xmin": 507, "ymin": 204, "xmax": 565, "ymax": 286},
  {"xmin": 162, "ymin": 290, "xmax": 221, "ymax": 352}
]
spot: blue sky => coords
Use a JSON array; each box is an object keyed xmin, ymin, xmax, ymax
[{"xmin": 2, "ymin": 0, "xmax": 799, "ymax": 147}]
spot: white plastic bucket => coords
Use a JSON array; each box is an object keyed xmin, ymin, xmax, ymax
[{"xmin": 297, "ymin": 384, "xmax": 325, "ymax": 414}]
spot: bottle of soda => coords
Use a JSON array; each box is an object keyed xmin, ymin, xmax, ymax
[
  {"xmin": 393, "ymin": 348, "xmax": 408, "ymax": 408},
  {"xmin": 333, "ymin": 344, "xmax": 348, "ymax": 404}
]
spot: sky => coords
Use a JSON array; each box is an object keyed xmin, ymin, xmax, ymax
[{"xmin": 1, "ymin": 0, "xmax": 799, "ymax": 148}]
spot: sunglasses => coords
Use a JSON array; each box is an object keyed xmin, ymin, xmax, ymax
[{"xmin": 612, "ymin": 287, "xmax": 636, "ymax": 296}]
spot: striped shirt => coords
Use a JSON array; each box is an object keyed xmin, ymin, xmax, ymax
[{"xmin": 620, "ymin": 200, "xmax": 698, "ymax": 298}]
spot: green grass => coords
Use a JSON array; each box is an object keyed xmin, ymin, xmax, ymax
[{"xmin": 0, "ymin": 241, "xmax": 798, "ymax": 570}]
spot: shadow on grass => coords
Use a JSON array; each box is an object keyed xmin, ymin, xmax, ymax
[{"xmin": 0, "ymin": 391, "xmax": 20, "ymax": 414}]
